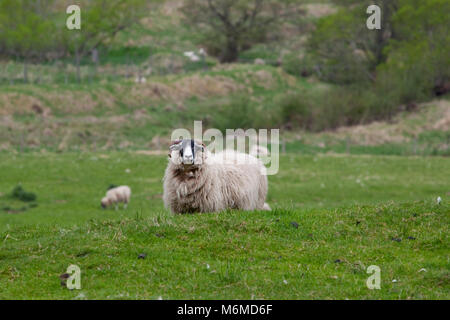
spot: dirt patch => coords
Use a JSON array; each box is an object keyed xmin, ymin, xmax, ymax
[
  {"xmin": 174, "ymin": 75, "xmax": 243, "ymax": 99},
  {"xmin": 0, "ymin": 93, "xmax": 44, "ymax": 116},
  {"xmin": 0, "ymin": 88, "xmax": 116, "ymax": 117},
  {"xmin": 44, "ymin": 89, "xmax": 116, "ymax": 114},
  {"xmin": 332, "ymin": 99, "xmax": 450, "ymax": 145},
  {"xmin": 122, "ymin": 74, "xmax": 243, "ymax": 105},
  {"xmin": 304, "ymin": 4, "xmax": 337, "ymax": 18},
  {"xmin": 427, "ymin": 100, "xmax": 450, "ymax": 131},
  {"xmin": 135, "ymin": 150, "xmax": 167, "ymax": 156},
  {"xmin": 161, "ymin": 0, "xmax": 184, "ymax": 15}
]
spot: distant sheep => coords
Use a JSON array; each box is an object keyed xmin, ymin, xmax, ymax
[
  {"xmin": 163, "ymin": 139, "xmax": 270, "ymax": 214},
  {"xmin": 101, "ymin": 186, "xmax": 131, "ymax": 210}
]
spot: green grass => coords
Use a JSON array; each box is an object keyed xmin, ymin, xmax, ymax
[{"xmin": 0, "ymin": 152, "xmax": 448, "ymax": 299}]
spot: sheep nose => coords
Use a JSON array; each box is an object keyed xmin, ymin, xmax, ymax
[{"xmin": 184, "ymin": 155, "xmax": 193, "ymax": 163}]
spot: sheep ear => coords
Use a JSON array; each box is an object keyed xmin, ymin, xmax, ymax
[
  {"xmin": 169, "ymin": 140, "xmax": 182, "ymax": 151},
  {"xmin": 194, "ymin": 141, "xmax": 205, "ymax": 152}
]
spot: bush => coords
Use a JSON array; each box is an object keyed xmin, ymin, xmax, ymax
[
  {"xmin": 279, "ymin": 85, "xmax": 403, "ymax": 132},
  {"xmin": 193, "ymin": 95, "xmax": 281, "ymax": 132},
  {"xmin": 307, "ymin": 8, "xmax": 375, "ymax": 85},
  {"xmin": 11, "ymin": 185, "xmax": 37, "ymax": 202},
  {"xmin": 282, "ymin": 54, "xmax": 316, "ymax": 78}
]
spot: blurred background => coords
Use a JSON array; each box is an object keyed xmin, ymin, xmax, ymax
[{"xmin": 0, "ymin": 0, "xmax": 448, "ymax": 155}]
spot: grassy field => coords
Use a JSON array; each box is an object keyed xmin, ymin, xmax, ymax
[
  {"xmin": 0, "ymin": 0, "xmax": 448, "ymax": 300},
  {"xmin": 0, "ymin": 152, "xmax": 448, "ymax": 299}
]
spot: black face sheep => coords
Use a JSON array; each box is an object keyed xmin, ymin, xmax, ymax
[
  {"xmin": 101, "ymin": 185, "xmax": 131, "ymax": 210},
  {"xmin": 163, "ymin": 139, "xmax": 271, "ymax": 214}
]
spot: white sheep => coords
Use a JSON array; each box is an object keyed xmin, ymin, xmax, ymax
[
  {"xmin": 163, "ymin": 139, "xmax": 270, "ymax": 214},
  {"xmin": 101, "ymin": 186, "xmax": 131, "ymax": 210},
  {"xmin": 183, "ymin": 51, "xmax": 200, "ymax": 62}
]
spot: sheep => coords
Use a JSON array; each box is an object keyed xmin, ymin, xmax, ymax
[
  {"xmin": 163, "ymin": 139, "xmax": 271, "ymax": 214},
  {"xmin": 183, "ymin": 51, "xmax": 200, "ymax": 62},
  {"xmin": 101, "ymin": 185, "xmax": 131, "ymax": 210}
]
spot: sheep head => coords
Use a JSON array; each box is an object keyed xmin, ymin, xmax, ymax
[
  {"xmin": 101, "ymin": 197, "xmax": 110, "ymax": 208},
  {"xmin": 169, "ymin": 139, "xmax": 206, "ymax": 167}
]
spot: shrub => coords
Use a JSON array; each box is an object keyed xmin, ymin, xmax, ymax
[
  {"xmin": 279, "ymin": 85, "xmax": 403, "ymax": 132},
  {"xmin": 11, "ymin": 185, "xmax": 37, "ymax": 202},
  {"xmin": 193, "ymin": 95, "xmax": 281, "ymax": 132},
  {"xmin": 282, "ymin": 54, "xmax": 316, "ymax": 78}
]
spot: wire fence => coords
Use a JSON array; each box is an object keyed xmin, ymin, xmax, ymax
[
  {"xmin": 0, "ymin": 53, "xmax": 214, "ymax": 86},
  {"xmin": 0, "ymin": 49, "xmax": 292, "ymax": 86}
]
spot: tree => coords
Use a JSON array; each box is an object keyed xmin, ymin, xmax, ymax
[
  {"xmin": 182, "ymin": 0, "xmax": 302, "ymax": 63},
  {"xmin": 308, "ymin": 0, "xmax": 399, "ymax": 84},
  {"xmin": 0, "ymin": 0, "xmax": 55, "ymax": 82},
  {"xmin": 61, "ymin": 0, "xmax": 148, "ymax": 82},
  {"xmin": 379, "ymin": 0, "xmax": 450, "ymax": 98}
]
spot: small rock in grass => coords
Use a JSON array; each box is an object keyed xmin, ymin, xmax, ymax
[
  {"xmin": 407, "ymin": 236, "xmax": 416, "ymax": 240},
  {"xmin": 437, "ymin": 196, "xmax": 442, "ymax": 204},
  {"xmin": 334, "ymin": 259, "xmax": 342, "ymax": 264},
  {"xmin": 59, "ymin": 273, "xmax": 70, "ymax": 287},
  {"xmin": 59, "ymin": 273, "xmax": 70, "ymax": 280},
  {"xmin": 138, "ymin": 253, "xmax": 147, "ymax": 259},
  {"xmin": 290, "ymin": 222, "xmax": 299, "ymax": 229},
  {"xmin": 74, "ymin": 293, "xmax": 86, "ymax": 299},
  {"xmin": 283, "ymin": 279, "xmax": 288, "ymax": 285},
  {"xmin": 392, "ymin": 279, "xmax": 398, "ymax": 283},
  {"xmin": 391, "ymin": 237, "xmax": 402, "ymax": 242},
  {"xmin": 418, "ymin": 268, "xmax": 427, "ymax": 273}
]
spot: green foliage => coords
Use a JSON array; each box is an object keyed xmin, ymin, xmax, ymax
[
  {"xmin": 0, "ymin": 152, "xmax": 448, "ymax": 299},
  {"xmin": 378, "ymin": 0, "xmax": 450, "ymax": 100},
  {"xmin": 302, "ymin": 0, "xmax": 449, "ymax": 127},
  {"xmin": 282, "ymin": 53, "xmax": 315, "ymax": 78},
  {"xmin": 182, "ymin": 0, "xmax": 302, "ymax": 63},
  {"xmin": 0, "ymin": 0, "xmax": 56, "ymax": 58},
  {"xmin": 61, "ymin": 0, "xmax": 148, "ymax": 56},
  {"xmin": 10, "ymin": 185, "xmax": 37, "ymax": 202},
  {"xmin": 307, "ymin": 6, "xmax": 377, "ymax": 84},
  {"xmin": 0, "ymin": 0, "xmax": 149, "ymax": 66},
  {"xmin": 279, "ymin": 85, "xmax": 402, "ymax": 131}
]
